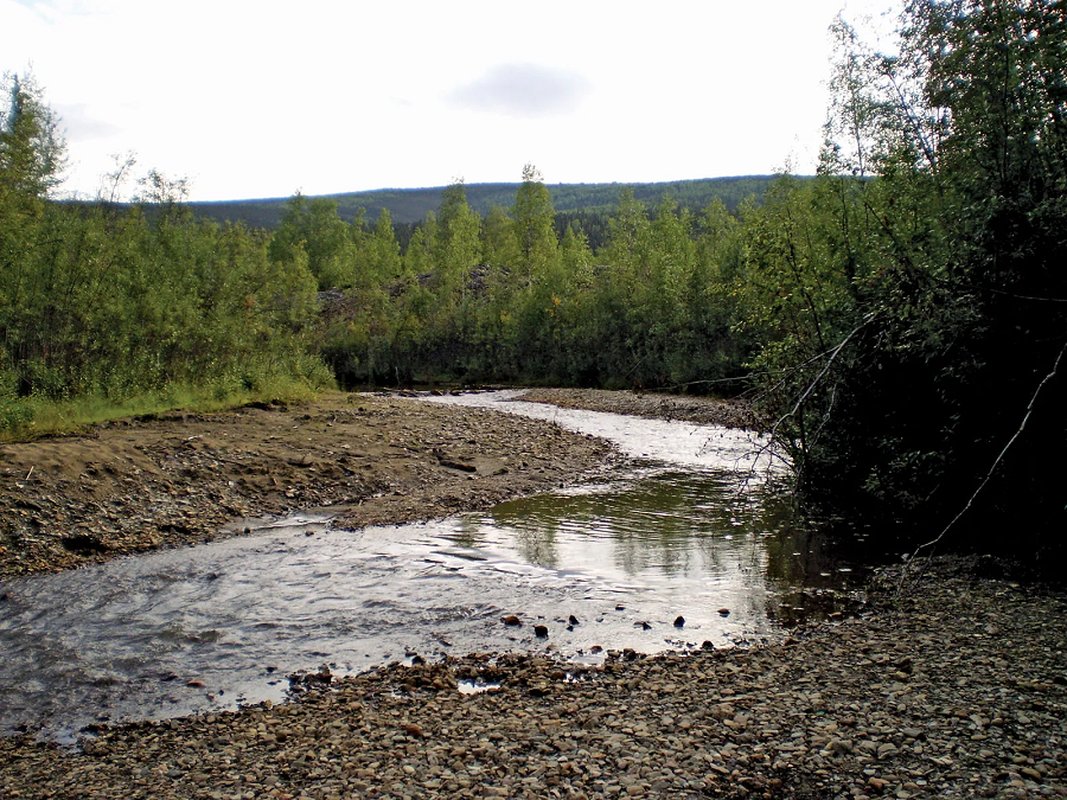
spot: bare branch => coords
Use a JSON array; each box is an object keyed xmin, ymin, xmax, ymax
[
  {"xmin": 769, "ymin": 311, "xmax": 881, "ymax": 440},
  {"xmin": 898, "ymin": 334, "xmax": 1067, "ymax": 591}
]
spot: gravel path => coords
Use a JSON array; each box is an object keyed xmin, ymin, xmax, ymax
[{"xmin": 2, "ymin": 559, "xmax": 1063, "ymax": 799}]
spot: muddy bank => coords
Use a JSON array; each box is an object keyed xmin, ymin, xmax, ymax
[
  {"xmin": 0, "ymin": 392, "xmax": 614, "ymax": 578},
  {"xmin": 1, "ymin": 557, "xmax": 1063, "ymax": 799}
]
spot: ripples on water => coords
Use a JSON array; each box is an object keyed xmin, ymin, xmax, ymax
[{"xmin": 0, "ymin": 391, "xmax": 860, "ymax": 741}]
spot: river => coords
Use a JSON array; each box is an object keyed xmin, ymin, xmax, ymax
[{"xmin": 0, "ymin": 391, "xmax": 862, "ymax": 742}]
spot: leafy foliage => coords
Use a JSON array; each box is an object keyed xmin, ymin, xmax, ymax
[
  {"xmin": 738, "ymin": 1, "xmax": 1067, "ymax": 565},
  {"xmin": 0, "ymin": 74, "xmax": 329, "ymax": 433},
  {"xmin": 314, "ymin": 168, "xmax": 753, "ymax": 392}
]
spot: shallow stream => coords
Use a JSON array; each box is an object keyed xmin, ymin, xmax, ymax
[{"xmin": 0, "ymin": 391, "xmax": 862, "ymax": 742}]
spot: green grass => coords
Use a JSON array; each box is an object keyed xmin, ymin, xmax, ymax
[{"xmin": 0, "ymin": 376, "xmax": 325, "ymax": 443}]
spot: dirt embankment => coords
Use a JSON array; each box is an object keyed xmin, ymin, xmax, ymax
[{"xmin": 0, "ymin": 392, "xmax": 615, "ymax": 578}]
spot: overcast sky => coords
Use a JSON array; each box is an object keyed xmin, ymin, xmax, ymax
[{"xmin": 2, "ymin": 0, "xmax": 898, "ymax": 202}]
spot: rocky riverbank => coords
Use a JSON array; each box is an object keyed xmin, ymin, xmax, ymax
[
  {"xmin": 1, "ymin": 389, "xmax": 1064, "ymax": 799},
  {"xmin": 518, "ymin": 388, "xmax": 766, "ymax": 430},
  {"xmin": 1, "ymin": 558, "xmax": 1063, "ymax": 799},
  {"xmin": 0, "ymin": 388, "xmax": 761, "ymax": 578},
  {"xmin": 0, "ymin": 392, "xmax": 615, "ymax": 578}
]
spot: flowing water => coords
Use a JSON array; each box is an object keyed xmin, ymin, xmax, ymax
[{"xmin": 0, "ymin": 391, "xmax": 862, "ymax": 742}]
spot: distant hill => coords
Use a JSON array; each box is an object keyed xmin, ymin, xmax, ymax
[{"xmin": 188, "ymin": 176, "xmax": 789, "ymax": 229}]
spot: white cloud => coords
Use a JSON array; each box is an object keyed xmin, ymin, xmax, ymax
[
  {"xmin": 53, "ymin": 102, "xmax": 118, "ymax": 140},
  {"xmin": 449, "ymin": 63, "xmax": 592, "ymax": 118}
]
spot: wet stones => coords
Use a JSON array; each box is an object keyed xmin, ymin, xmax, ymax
[
  {"xmin": 288, "ymin": 665, "xmax": 333, "ymax": 692},
  {"xmin": 4, "ymin": 574, "xmax": 1066, "ymax": 800}
]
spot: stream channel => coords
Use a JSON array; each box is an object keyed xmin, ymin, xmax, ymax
[{"xmin": 0, "ymin": 391, "xmax": 864, "ymax": 742}]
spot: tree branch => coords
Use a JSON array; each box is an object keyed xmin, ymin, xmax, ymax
[
  {"xmin": 769, "ymin": 311, "xmax": 881, "ymax": 441},
  {"xmin": 899, "ymin": 333, "xmax": 1067, "ymax": 590}
]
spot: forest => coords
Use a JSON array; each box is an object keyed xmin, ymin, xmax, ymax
[
  {"xmin": 1, "ymin": 0, "xmax": 1064, "ymax": 570},
  {"xmin": 186, "ymin": 175, "xmax": 781, "ymax": 232}
]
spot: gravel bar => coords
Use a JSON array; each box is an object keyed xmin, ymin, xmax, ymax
[{"xmin": 2, "ymin": 558, "xmax": 1064, "ymax": 799}]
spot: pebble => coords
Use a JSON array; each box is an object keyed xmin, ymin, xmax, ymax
[{"xmin": 1, "ymin": 557, "xmax": 1062, "ymax": 799}]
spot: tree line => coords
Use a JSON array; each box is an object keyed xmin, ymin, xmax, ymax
[
  {"xmin": 0, "ymin": 76, "xmax": 330, "ymax": 430},
  {"xmin": 2, "ymin": 0, "xmax": 1063, "ymax": 567},
  {"xmin": 274, "ymin": 168, "xmax": 752, "ymax": 394},
  {"xmin": 187, "ymin": 175, "xmax": 780, "ymax": 232}
]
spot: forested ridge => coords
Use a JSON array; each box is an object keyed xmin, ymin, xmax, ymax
[
  {"xmin": 182, "ymin": 175, "xmax": 783, "ymax": 233},
  {"xmin": 2, "ymin": 0, "xmax": 1063, "ymax": 569}
]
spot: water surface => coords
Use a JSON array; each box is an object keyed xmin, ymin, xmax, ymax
[{"xmin": 0, "ymin": 392, "xmax": 858, "ymax": 741}]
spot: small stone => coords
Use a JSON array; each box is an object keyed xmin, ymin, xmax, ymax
[
  {"xmin": 502, "ymin": 615, "xmax": 522, "ymax": 626},
  {"xmin": 717, "ymin": 608, "xmax": 730, "ymax": 617},
  {"xmin": 673, "ymin": 616, "xmax": 685, "ymax": 628},
  {"xmin": 828, "ymin": 739, "xmax": 853, "ymax": 755},
  {"xmin": 534, "ymin": 625, "xmax": 549, "ymax": 638}
]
